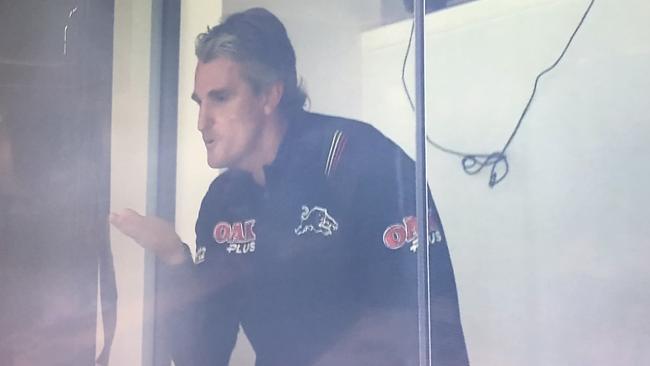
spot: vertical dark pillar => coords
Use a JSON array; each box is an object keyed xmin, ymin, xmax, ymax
[{"xmin": 142, "ymin": 1, "xmax": 181, "ymax": 365}]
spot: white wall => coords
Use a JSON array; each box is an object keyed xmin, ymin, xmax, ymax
[
  {"xmin": 362, "ymin": 0, "xmax": 650, "ymax": 365},
  {"xmin": 108, "ymin": 0, "xmax": 154, "ymax": 364},
  {"xmin": 223, "ymin": 0, "xmax": 384, "ymax": 121}
]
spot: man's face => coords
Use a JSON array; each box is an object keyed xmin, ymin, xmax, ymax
[{"xmin": 192, "ymin": 57, "xmax": 267, "ymax": 170}]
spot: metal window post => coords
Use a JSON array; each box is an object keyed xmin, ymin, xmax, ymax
[{"xmin": 414, "ymin": 0, "xmax": 431, "ymax": 366}]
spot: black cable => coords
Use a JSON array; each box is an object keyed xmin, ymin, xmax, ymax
[{"xmin": 402, "ymin": 0, "xmax": 596, "ymax": 187}]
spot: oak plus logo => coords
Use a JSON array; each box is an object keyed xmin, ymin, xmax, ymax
[
  {"xmin": 213, "ymin": 219, "xmax": 256, "ymax": 254},
  {"xmin": 382, "ymin": 214, "xmax": 443, "ymax": 252},
  {"xmin": 294, "ymin": 205, "xmax": 339, "ymax": 237}
]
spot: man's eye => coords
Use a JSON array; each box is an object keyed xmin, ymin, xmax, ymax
[{"xmin": 211, "ymin": 93, "xmax": 229, "ymax": 102}]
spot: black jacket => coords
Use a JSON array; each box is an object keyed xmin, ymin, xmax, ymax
[{"xmin": 163, "ymin": 112, "xmax": 469, "ymax": 366}]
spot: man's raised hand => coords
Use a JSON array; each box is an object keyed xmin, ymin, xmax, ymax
[{"xmin": 109, "ymin": 209, "xmax": 187, "ymax": 265}]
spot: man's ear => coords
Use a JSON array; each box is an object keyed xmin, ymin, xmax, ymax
[{"xmin": 263, "ymin": 81, "xmax": 284, "ymax": 116}]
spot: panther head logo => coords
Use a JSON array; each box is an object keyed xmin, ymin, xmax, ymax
[{"xmin": 294, "ymin": 205, "xmax": 339, "ymax": 237}]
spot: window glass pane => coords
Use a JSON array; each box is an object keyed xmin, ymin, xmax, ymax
[
  {"xmin": 163, "ymin": 1, "xmax": 467, "ymax": 365},
  {"xmin": 423, "ymin": 1, "xmax": 650, "ymax": 366},
  {"xmin": 13, "ymin": 1, "xmax": 650, "ymax": 366}
]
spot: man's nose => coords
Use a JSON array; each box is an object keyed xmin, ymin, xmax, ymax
[{"xmin": 197, "ymin": 107, "xmax": 211, "ymax": 132}]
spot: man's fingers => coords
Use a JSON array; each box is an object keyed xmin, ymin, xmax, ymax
[
  {"xmin": 120, "ymin": 208, "xmax": 141, "ymax": 217},
  {"xmin": 109, "ymin": 208, "xmax": 144, "ymax": 240},
  {"xmin": 109, "ymin": 209, "xmax": 143, "ymax": 224},
  {"xmin": 112, "ymin": 208, "xmax": 142, "ymax": 221},
  {"xmin": 108, "ymin": 209, "xmax": 183, "ymax": 263}
]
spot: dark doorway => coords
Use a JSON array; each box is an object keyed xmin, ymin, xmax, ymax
[{"xmin": 1, "ymin": 1, "xmax": 115, "ymax": 365}]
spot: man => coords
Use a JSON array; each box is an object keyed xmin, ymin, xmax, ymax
[{"xmin": 111, "ymin": 7, "xmax": 469, "ymax": 366}]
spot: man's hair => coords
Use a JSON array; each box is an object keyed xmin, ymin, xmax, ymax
[{"xmin": 195, "ymin": 8, "xmax": 307, "ymax": 116}]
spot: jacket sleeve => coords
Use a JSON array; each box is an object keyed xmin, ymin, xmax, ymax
[
  {"xmin": 156, "ymin": 244, "xmax": 241, "ymax": 366},
  {"xmin": 341, "ymin": 125, "xmax": 470, "ymax": 366}
]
